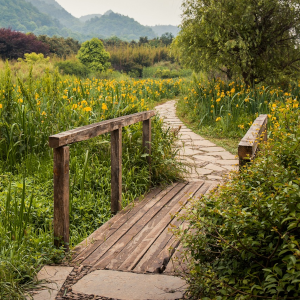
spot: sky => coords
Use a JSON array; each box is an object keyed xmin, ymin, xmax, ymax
[{"xmin": 55, "ymin": 0, "xmax": 183, "ymax": 26}]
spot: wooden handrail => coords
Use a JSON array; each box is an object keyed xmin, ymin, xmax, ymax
[
  {"xmin": 238, "ymin": 114, "xmax": 268, "ymax": 167},
  {"xmin": 49, "ymin": 110, "xmax": 155, "ymax": 250}
]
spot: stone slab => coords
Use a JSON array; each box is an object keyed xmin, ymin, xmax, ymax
[
  {"xmin": 72, "ymin": 270, "xmax": 187, "ymax": 300},
  {"xmin": 205, "ymin": 152, "xmax": 237, "ymax": 160},
  {"xmin": 204, "ymin": 164, "xmax": 226, "ymax": 172},
  {"xmin": 193, "ymin": 155, "xmax": 218, "ymax": 162},
  {"xmin": 31, "ymin": 266, "xmax": 73, "ymax": 300},
  {"xmin": 199, "ymin": 147, "xmax": 227, "ymax": 152},
  {"xmin": 189, "ymin": 140, "xmax": 216, "ymax": 147}
]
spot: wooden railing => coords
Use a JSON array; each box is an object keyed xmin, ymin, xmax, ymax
[
  {"xmin": 238, "ymin": 114, "xmax": 268, "ymax": 167},
  {"xmin": 49, "ymin": 110, "xmax": 156, "ymax": 250}
]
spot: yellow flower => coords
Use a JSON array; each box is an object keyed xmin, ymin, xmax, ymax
[
  {"xmin": 42, "ymin": 111, "xmax": 46, "ymax": 116},
  {"xmin": 244, "ymin": 98, "xmax": 249, "ymax": 102},
  {"xmin": 0, "ymin": 104, "xmax": 2, "ymax": 108},
  {"xmin": 236, "ymin": 104, "xmax": 239, "ymax": 108},
  {"xmin": 83, "ymin": 107, "xmax": 92, "ymax": 112},
  {"xmin": 216, "ymin": 98, "xmax": 221, "ymax": 102},
  {"xmin": 238, "ymin": 124, "xmax": 244, "ymax": 129},
  {"xmin": 231, "ymin": 88, "xmax": 235, "ymax": 94},
  {"xmin": 18, "ymin": 99, "xmax": 23, "ymax": 103},
  {"xmin": 72, "ymin": 104, "xmax": 78, "ymax": 109},
  {"xmin": 216, "ymin": 117, "xmax": 221, "ymax": 122},
  {"xmin": 102, "ymin": 103, "xmax": 108, "ymax": 110}
]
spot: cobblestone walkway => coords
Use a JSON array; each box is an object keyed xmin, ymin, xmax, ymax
[{"xmin": 155, "ymin": 100, "xmax": 239, "ymax": 181}]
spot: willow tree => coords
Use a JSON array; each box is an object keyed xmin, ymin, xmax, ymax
[{"xmin": 175, "ymin": 0, "xmax": 300, "ymax": 85}]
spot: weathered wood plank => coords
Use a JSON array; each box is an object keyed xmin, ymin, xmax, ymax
[
  {"xmin": 84, "ymin": 183, "xmax": 187, "ymax": 267},
  {"xmin": 135, "ymin": 181, "xmax": 212, "ymax": 273},
  {"xmin": 49, "ymin": 110, "xmax": 156, "ymax": 148},
  {"xmin": 143, "ymin": 119, "xmax": 151, "ymax": 166},
  {"xmin": 111, "ymin": 128, "xmax": 122, "ymax": 213},
  {"xmin": 53, "ymin": 146, "xmax": 70, "ymax": 251},
  {"xmin": 75, "ymin": 183, "xmax": 180, "ymax": 265},
  {"xmin": 117, "ymin": 182, "xmax": 202, "ymax": 272},
  {"xmin": 72, "ymin": 187, "xmax": 163, "ymax": 260},
  {"xmin": 95, "ymin": 182, "xmax": 190, "ymax": 270},
  {"xmin": 238, "ymin": 114, "xmax": 268, "ymax": 165}
]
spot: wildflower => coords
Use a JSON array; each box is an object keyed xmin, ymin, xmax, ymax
[
  {"xmin": 216, "ymin": 117, "xmax": 221, "ymax": 122},
  {"xmin": 102, "ymin": 103, "xmax": 108, "ymax": 110},
  {"xmin": 83, "ymin": 107, "xmax": 92, "ymax": 112},
  {"xmin": 42, "ymin": 111, "xmax": 46, "ymax": 116},
  {"xmin": 72, "ymin": 104, "xmax": 78, "ymax": 109},
  {"xmin": 238, "ymin": 124, "xmax": 244, "ymax": 129},
  {"xmin": 216, "ymin": 98, "xmax": 221, "ymax": 102},
  {"xmin": 244, "ymin": 98, "xmax": 249, "ymax": 102},
  {"xmin": 18, "ymin": 99, "xmax": 23, "ymax": 103},
  {"xmin": 236, "ymin": 104, "xmax": 239, "ymax": 108},
  {"xmin": 231, "ymin": 88, "xmax": 235, "ymax": 94},
  {"xmin": 0, "ymin": 104, "xmax": 2, "ymax": 108}
]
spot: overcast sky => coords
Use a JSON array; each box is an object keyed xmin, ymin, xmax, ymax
[{"xmin": 55, "ymin": 0, "xmax": 183, "ymax": 26}]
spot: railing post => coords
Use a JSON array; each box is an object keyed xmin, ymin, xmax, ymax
[
  {"xmin": 111, "ymin": 128, "xmax": 122, "ymax": 214},
  {"xmin": 53, "ymin": 146, "xmax": 70, "ymax": 251},
  {"xmin": 143, "ymin": 119, "xmax": 151, "ymax": 165}
]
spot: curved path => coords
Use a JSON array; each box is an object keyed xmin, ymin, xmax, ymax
[{"xmin": 155, "ymin": 100, "xmax": 239, "ymax": 181}]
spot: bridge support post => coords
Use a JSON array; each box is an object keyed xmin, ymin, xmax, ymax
[
  {"xmin": 111, "ymin": 128, "xmax": 122, "ymax": 214},
  {"xmin": 53, "ymin": 146, "xmax": 70, "ymax": 251}
]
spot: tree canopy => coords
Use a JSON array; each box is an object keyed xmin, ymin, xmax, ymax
[
  {"xmin": 77, "ymin": 38, "xmax": 111, "ymax": 72},
  {"xmin": 175, "ymin": 0, "xmax": 300, "ymax": 85}
]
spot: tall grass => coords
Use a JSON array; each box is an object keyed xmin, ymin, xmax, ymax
[{"xmin": 177, "ymin": 75, "xmax": 300, "ymax": 138}]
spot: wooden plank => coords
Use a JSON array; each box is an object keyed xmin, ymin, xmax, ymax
[
  {"xmin": 73, "ymin": 183, "xmax": 179, "ymax": 265},
  {"xmin": 49, "ymin": 110, "xmax": 156, "ymax": 148},
  {"xmin": 84, "ymin": 183, "xmax": 187, "ymax": 267},
  {"xmin": 53, "ymin": 146, "xmax": 70, "ymax": 251},
  {"xmin": 111, "ymin": 128, "xmax": 122, "ymax": 213},
  {"xmin": 117, "ymin": 182, "xmax": 202, "ymax": 272},
  {"xmin": 238, "ymin": 114, "xmax": 268, "ymax": 164},
  {"xmin": 71, "ymin": 187, "xmax": 163, "ymax": 260},
  {"xmin": 143, "ymin": 119, "xmax": 151, "ymax": 166},
  {"xmin": 135, "ymin": 182, "xmax": 212, "ymax": 273},
  {"xmin": 94, "ymin": 182, "xmax": 190, "ymax": 270},
  {"xmin": 164, "ymin": 243, "xmax": 188, "ymax": 275}
]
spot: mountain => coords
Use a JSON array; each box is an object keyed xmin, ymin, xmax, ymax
[
  {"xmin": 82, "ymin": 12, "xmax": 157, "ymax": 41},
  {"xmin": 151, "ymin": 25, "xmax": 180, "ymax": 37},
  {"xmin": 79, "ymin": 14, "xmax": 102, "ymax": 23},
  {"xmin": 0, "ymin": 0, "xmax": 64, "ymax": 35},
  {"xmin": 24, "ymin": 0, "xmax": 82, "ymax": 31}
]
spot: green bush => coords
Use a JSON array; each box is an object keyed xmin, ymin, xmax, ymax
[
  {"xmin": 179, "ymin": 101, "xmax": 300, "ymax": 299},
  {"xmin": 55, "ymin": 60, "xmax": 90, "ymax": 77}
]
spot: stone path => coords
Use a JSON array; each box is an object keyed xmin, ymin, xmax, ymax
[
  {"xmin": 155, "ymin": 100, "xmax": 239, "ymax": 182},
  {"xmin": 30, "ymin": 100, "xmax": 238, "ymax": 300}
]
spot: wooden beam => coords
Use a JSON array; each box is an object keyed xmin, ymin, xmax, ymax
[
  {"xmin": 238, "ymin": 114, "xmax": 268, "ymax": 166},
  {"xmin": 143, "ymin": 119, "xmax": 151, "ymax": 166},
  {"xmin": 49, "ymin": 110, "xmax": 156, "ymax": 148},
  {"xmin": 111, "ymin": 128, "xmax": 122, "ymax": 214},
  {"xmin": 53, "ymin": 146, "xmax": 70, "ymax": 251}
]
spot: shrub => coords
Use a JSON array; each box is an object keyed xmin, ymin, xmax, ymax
[
  {"xmin": 0, "ymin": 28, "xmax": 49, "ymax": 60},
  {"xmin": 179, "ymin": 100, "xmax": 300, "ymax": 299},
  {"xmin": 18, "ymin": 52, "xmax": 50, "ymax": 64},
  {"xmin": 55, "ymin": 60, "xmax": 90, "ymax": 77}
]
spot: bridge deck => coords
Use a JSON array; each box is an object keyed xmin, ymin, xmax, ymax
[{"xmin": 70, "ymin": 181, "xmax": 216, "ymax": 275}]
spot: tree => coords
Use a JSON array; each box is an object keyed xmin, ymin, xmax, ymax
[
  {"xmin": 77, "ymin": 38, "xmax": 110, "ymax": 72},
  {"xmin": 175, "ymin": 0, "xmax": 300, "ymax": 85},
  {"xmin": 0, "ymin": 28, "xmax": 49, "ymax": 60}
]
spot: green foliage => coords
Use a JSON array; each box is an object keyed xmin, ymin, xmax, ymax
[
  {"xmin": 178, "ymin": 102, "xmax": 300, "ymax": 299},
  {"xmin": 37, "ymin": 35, "xmax": 81, "ymax": 58},
  {"xmin": 175, "ymin": 0, "xmax": 300, "ymax": 85},
  {"xmin": 18, "ymin": 52, "xmax": 50, "ymax": 64},
  {"xmin": 55, "ymin": 60, "xmax": 90, "ymax": 77},
  {"xmin": 77, "ymin": 38, "xmax": 111, "ymax": 72}
]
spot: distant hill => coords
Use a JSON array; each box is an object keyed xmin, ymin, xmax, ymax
[
  {"xmin": 0, "ymin": 0, "xmax": 65, "ymax": 35},
  {"xmin": 82, "ymin": 12, "xmax": 157, "ymax": 41},
  {"xmin": 151, "ymin": 25, "xmax": 180, "ymax": 37},
  {"xmin": 79, "ymin": 14, "xmax": 102, "ymax": 23},
  {"xmin": 24, "ymin": 0, "xmax": 82, "ymax": 30}
]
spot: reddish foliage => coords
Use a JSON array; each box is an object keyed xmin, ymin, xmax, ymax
[{"xmin": 0, "ymin": 28, "xmax": 49, "ymax": 60}]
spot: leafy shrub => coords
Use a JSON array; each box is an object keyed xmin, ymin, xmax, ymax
[
  {"xmin": 179, "ymin": 100, "xmax": 300, "ymax": 299},
  {"xmin": 0, "ymin": 28, "xmax": 49, "ymax": 60},
  {"xmin": 18, "ymin": 52, "xmax": 50, "ymax": 64},
  {"xmin": 55, "ymin": 60, "xmax": 90, "ymax": 77}
]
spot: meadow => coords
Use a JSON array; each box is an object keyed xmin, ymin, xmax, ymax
[{"xmin": 0, "ymin": 61, "xmax": 184, "ymax": 299}]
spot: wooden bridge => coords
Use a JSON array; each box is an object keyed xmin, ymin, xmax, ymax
[{"xmin": 48, "ymin": 108, "xmax": 267, "ymax": 276}]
